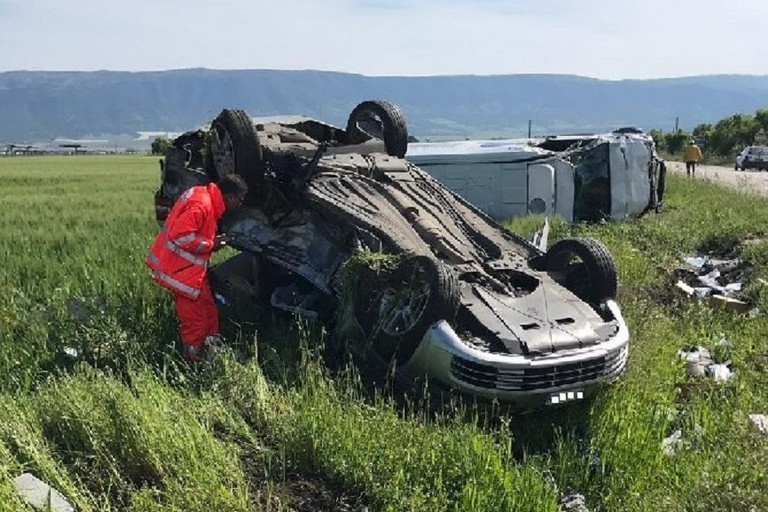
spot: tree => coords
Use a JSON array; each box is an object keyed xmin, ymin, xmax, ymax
[
  {"xmin": 151, "ymin": 137, "xmax": 171, "ymax": 156},
  {"xmin": 692, "ymin": 123, "xmax": 712, "ymax": 142},
  {"xmin": 664, "ymin": 130, "xmax": 691, "ymax": 155},
  {"xmin": 648, "ymin": 129, "xmax": 665, "ymax": 151},
  {"xmin": 707, "ymin": 114, "xmax": 756, "ymax": 156}
]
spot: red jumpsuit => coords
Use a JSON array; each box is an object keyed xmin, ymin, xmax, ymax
[{"xmin": 146, "ymin": 183, "xmax": 226, "ymax": 360}]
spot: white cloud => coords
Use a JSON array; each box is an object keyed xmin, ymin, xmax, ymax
[{"xmin": 0, "ymin": 0, "xmax": 767, "ymax": 78}]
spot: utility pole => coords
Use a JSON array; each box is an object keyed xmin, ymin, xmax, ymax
[
  {"xmin": 675, "ymin": 116, "xmax": 679, "ymax": 132},
  {"xmin": 528, "ymin": 120, "xmax": 532, "ymax": 138}
]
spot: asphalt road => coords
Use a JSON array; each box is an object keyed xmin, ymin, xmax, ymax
[{"xmin": 667, "ymin": 161, "xmax": 768, "ymax": 197}]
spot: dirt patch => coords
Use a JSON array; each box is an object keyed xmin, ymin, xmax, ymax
[
  {"xmin": 268, "ymin": 474, "xmax": 364, "ymax": 512},
  {"xmin": 667, "ymin": 161, "xmax": 768, "ymax": 196}
]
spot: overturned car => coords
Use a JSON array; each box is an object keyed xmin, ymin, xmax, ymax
[{"xmin": 154, "ymin": 100, "xmax": 629, "ymax": 408}]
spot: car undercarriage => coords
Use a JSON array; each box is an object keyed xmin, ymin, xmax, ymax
[{"xmin": 154, "ymin": 99, "xmax": 630, "ymax": 408}]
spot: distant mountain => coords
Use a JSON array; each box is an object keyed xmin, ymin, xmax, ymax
[{"xmin": 2, "ymin": 68, "xmax": 768, "ymax": 143}]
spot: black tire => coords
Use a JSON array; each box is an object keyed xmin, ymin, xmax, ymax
[
  {"xmin": 209, "ymin": 109, "xmax": 264, "ymax": 188},
  {"xmin": 546, "ymin": 237, "xmax": 617, "ymax": 305},
  {"xmin": 358, "ymin": 255, "xmax": 459, "ymax": 363},
  {"xmin": 345, "ymin": 100, "xmax": 409, "ymax": 158}
]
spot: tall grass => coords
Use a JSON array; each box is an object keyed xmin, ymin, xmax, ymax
[{"xmin": 2, "ymin": 155, "xmax": 768, "ymax": 510}]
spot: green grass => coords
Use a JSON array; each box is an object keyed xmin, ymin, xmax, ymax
[{"xmin": 2, "ymin": 155, "xmax": 768, "ymax": 511}]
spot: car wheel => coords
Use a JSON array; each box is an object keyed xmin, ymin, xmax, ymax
[
  {"xmin": 345, "ymin": 100, "xmax": 409, "ymax": 158},
  {"xmin": 359, "ymin": 255, "xmax": 459, "ymax": 363},
  {"xmin": 546, "ymin": 237, "xmax": 617, "ymax": 305},
  {"xmin": 209, "ymin": 109, "xmax": 264, "ymax": 188}
]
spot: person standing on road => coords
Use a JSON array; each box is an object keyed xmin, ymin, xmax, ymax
[
  {"xmin": 146, "ymin": 174, "xmax": 248, "ymax": 361},
  {"xmin": 683, "ymin": 139, "xmax": 703, "ymax": 177}
]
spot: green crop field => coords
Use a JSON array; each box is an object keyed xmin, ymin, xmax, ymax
[{"xmin": 2, "ymin": 155, "xmax": 768, "ymax": 511}]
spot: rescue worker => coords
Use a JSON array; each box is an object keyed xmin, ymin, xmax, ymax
[
  {"xmin": 146, "ymin": 174, "xmax": 248, "ymax": 361},
  {"xmin": 683, "ymin": 139, "xmax": 703, "ymax": 177}
]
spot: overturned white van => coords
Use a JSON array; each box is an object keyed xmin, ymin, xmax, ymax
[{"xmin": 406, "ymin": 130, "xmax": 666, "ymax": 223}]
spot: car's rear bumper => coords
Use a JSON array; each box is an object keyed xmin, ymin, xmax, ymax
[{"xmin": 398, "ymin": 300, "xmax": 629, "ymax": 409}]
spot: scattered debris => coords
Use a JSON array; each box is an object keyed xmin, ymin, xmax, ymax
[
  {"xmin": 709, "ymin": 294, "xmax": 750, "ymax": 314},
  {"xmin": 660, "ymin": 410, "xmax": 705, "ymax": 457},
  {"xmin": 677, "ymin": 345, "xmax": 735, "ymax": 381},
  {"xmin": 661, "ymin": 429, "xmax": 684, "ymax": 456},
  {"xmin": 14, "ymin": 473, "xmax": 75, "ymax": 512},
  {"xmin": 749, "ymin": 414, "xmax": 768, "ymax": 435},
  {"xmin": 707, "ymin": 363, "xmax": 734, "ymax": 382},
  {"xmin": 529, "ymin": 217, "xmax": 550, "ymax": 252},
  {"xmin": 559, "ymin": 490, "xmax": 591, "ymax": 512},
  {"xmin": 62, "ymin": 347, "xmax": 79, "ymax": 359},
  {"xmin": 674, "ymin": 253, "xmax": 752, "ymax": 313}
]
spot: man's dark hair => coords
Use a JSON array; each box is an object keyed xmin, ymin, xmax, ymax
[{"xmin": 218, "ymin": 174, "xmax": 248, "ymax": 197}]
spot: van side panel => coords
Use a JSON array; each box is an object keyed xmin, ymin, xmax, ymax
[
  {"xmin": 609, "ymin": 138, "xmax": 651, "ymax": 219},
  {"xmin": 500, "ymin": 163, "xmax": 529, "ymax": 218},
  {"xmin": 554, "ymin": 160, "xmax": 575, "ymax": 223},
  {"xmin": 526, "ymin": 163, "xmax": 555, "ymax": 215},
  {"xmin": 415, "ymin": 162, "xmax": 515, "ymax": 219}
]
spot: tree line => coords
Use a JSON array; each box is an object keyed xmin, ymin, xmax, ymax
[{"xmin": 650, "ymin": 109, "xmax": 768, "ymax": 156}]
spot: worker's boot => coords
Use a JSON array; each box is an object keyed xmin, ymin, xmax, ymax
[
  {"xmin": 203, "ymin": 334, "xmax": 225, "ymax": 361},
  {"xmin": 182, "ymin": 344, "xmax": 203, "ymax": 362}
]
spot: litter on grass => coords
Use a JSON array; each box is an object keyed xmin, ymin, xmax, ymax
[
  {"xmin": 661, "ymin": 411, "xmax": 705, "ymax": 457},
  {"xmin": 677, "ymin": 345, "xmax": 735, "ymax": 381},
  {"xmin": 14, "ymin": 473, "xmax": 75, "ymax": 512},
  {"xmin": 749, "ymin": 414, "xmax": 768, "ymax": 435},
  {"xmin": 675, "ymin": 253, "xmax": 751, "ymax": 313},
  {"xmin": 559, "ymin": 490, "xmax": 590, "ymax": 512}
]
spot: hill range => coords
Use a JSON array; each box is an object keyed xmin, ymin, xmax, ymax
[{"xmin": 2, "ymin": 69, "xmax": 767, "ymax": 144}]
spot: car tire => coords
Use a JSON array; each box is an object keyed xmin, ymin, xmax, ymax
[
  {"xmin": 358, "ymin": 255, "xmax": 459, "ymax": 363},
  {"xmin": 209, "ymin": 108, "xmax": 264, "ymax": 188},
  {"xmin": 345, "ymin": 100, "xmax": 409, "ymax": 158},
  {"xmin": 546, "ymin": 237, "xmax": 617, "ymax": 305}
]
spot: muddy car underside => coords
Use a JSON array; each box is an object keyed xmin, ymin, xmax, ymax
[{"xmin": 155, "ymin": 100, "xmax": 629, "ymax": 407}]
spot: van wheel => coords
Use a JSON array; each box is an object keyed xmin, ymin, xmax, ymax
[
  {"xmin": 546, "ymin": 237, "xmax": 617, "ymax": 305},
  {"xmin": 345, "ymin": 100, "xmax": 409, "ymax": 158},
  {"xmin": 209, "ymin": 109, "xmax": 264, "ymax": 187}
]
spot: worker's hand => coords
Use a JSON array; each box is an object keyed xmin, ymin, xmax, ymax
[{"xmin": 213, "ymin": 234, "xmax": 230, "ymax": 252}]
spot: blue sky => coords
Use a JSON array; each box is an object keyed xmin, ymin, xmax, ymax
[{"xmin": 1, "ymin": 0, "xmax": 766, "ymax": 79}]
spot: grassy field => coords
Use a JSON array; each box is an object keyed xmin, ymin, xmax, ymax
[{"xmin": 2, "ymin": 155, "xmax": 768, "ymax": 511}]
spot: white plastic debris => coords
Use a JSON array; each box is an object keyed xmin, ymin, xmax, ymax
[
  {"xmin": 13, "ymin": 473, "xmax": 75, "ymax": 512},
  {"xmin": 693, "ymin": 287, "xmax": 713, "ymax": 298},
  {"xmin": 559, "ymin": 490, "xmax": 590, "ymax": 512},
  {"xmin": 662, "ymin": 429, "xmax": 684, "ymax": 456},
  {"xmin": 749, "ymin": 414, "xmax": 768, "ymax": 435},
  {"xmin": 684, "ymin": 255, "xmax": 708, "ymax": 268},
  {"xmin": 697, "ymin": 269, "xmax": 722, "ymax": 290},
  {"xmin": 678, "ymin": 346, "xmax": 734, "ymax": 381},
  {"xmin": 678, "ymin": 345, "xmax": 713, "ymax": 364},
  {"xmin": 677, "ymin": 254, "xmax": 749, "ymax": 311},
  {"xmin": 707, "ymin": 363, "xmax": 734, "ymax": 382}
]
